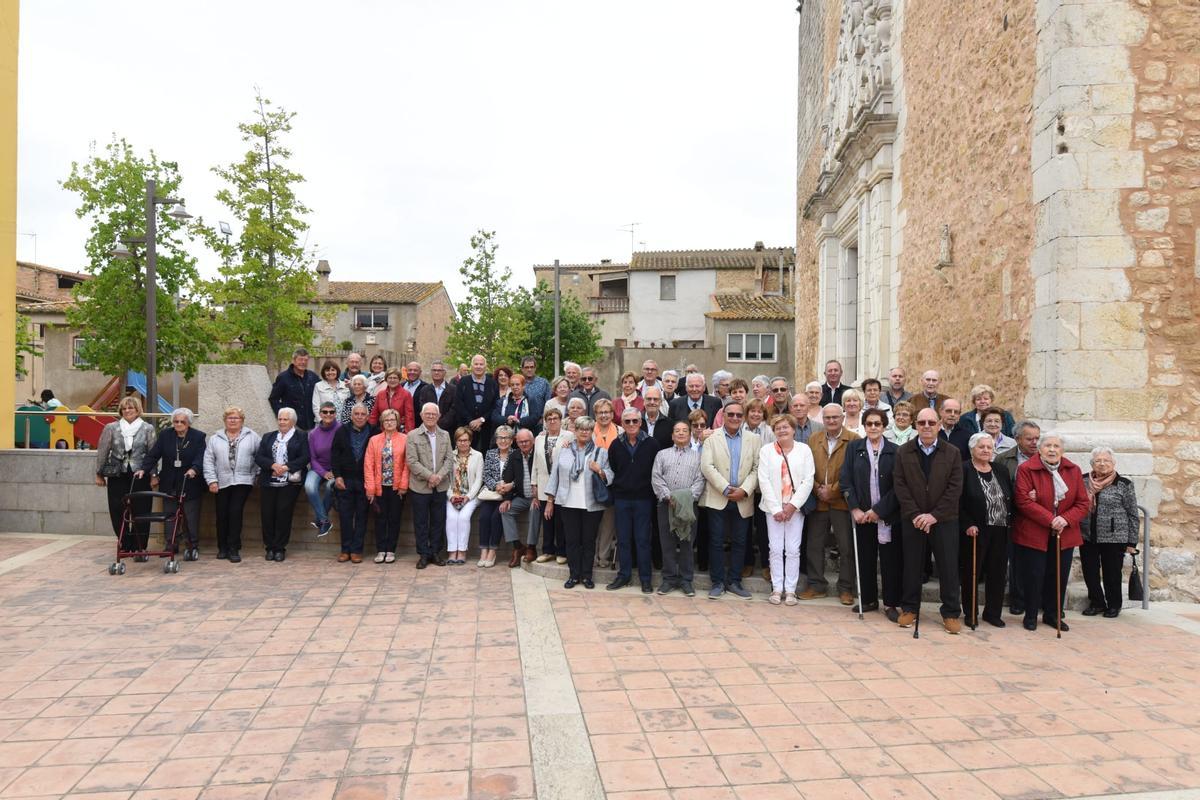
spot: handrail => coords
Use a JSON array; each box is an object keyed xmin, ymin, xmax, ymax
[{"xmin": 1139, "ymin": 504, "xmax": 1150, "ymax": 610}]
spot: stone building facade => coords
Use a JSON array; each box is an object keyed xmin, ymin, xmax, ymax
[{"xmin": 795, "ymin": 0, "xmax": 1200, "ymax": 598}]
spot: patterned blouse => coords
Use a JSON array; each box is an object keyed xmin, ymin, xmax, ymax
[
  {"xmin": 340, "ymin": 393, "xmax": 375, "ymax": 425},
  {"xmin": 482, "ymin": 448, "xmax": 510, "ymax": 492}
]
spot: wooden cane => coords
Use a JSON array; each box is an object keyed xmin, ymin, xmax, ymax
[
  {"xmin": 1055, "ymin": 530, "xmax": 1062, "ymax": 639},
  {"xmin": 971, "ymin": 534, "xmax": 978, "ymax": 631}
]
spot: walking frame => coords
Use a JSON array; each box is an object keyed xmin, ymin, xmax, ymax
[{"xmin": 109, "ymin": 490, "xmax": 188, "ymax": 575}]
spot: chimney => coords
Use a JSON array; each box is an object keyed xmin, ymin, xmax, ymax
[
  {"xmin": 600, "ymin": 258, "xmax": 612, "ymax": 266},
  {"xmin": 316, "ymin": 259, "xmax": 331, "ymax": 295},
  {"xmin": 754, "ymin": 241, "xmax": 764, "ymax": 251}
]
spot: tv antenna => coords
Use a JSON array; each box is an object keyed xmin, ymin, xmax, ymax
[{"xmin": 618, "ymin": 222, "xmax": 641, "ymax": 254}]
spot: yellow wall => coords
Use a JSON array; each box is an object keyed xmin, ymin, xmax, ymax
[{"xmin": 0, "ymin": 0, "xmax": 15, "ymax": 448}]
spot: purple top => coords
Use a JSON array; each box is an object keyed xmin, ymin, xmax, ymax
[{"xmin": 308, "ymin": 420, "xmax": 340, "ymax": 476}]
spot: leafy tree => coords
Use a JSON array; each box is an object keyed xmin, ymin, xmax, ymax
[
  {"xmin": 207, "ymin": 92, "xmax": 318, "ymax": 372},
  {"xmin": 445, "ymin": 230, "xmax": 532, "ymax": 368},
  {"xmin": 14, "ymin": 314, "xmax": 39, "ymax": 378},
  {"xmin": 61, "ymin": 138, "xmax": 213, "ymax": 382},
  {"xmin": 511, "ymin": 281, "xmax": 604, "ymax": 377}
]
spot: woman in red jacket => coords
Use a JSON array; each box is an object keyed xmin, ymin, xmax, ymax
[
  {"xmin": 369, "ymin": 367, "xmax": 415, "ymax": 432},
  {"xmin": 1013, "ymin": 432, "xmax": 1090, "ymax": 632}
]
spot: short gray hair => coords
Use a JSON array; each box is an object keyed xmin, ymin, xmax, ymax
[
  {"xmin": 968, "ymin": 432, "xmax": 992, "ymax": 451},
  {"xmin": 421, "ymin": 402, "xmax": 440, "ymax": 415},
  {"xmin": 1013, "ymin": 419, "xmax": 1041, "ymax": 438},
  {"xmin": 563, "ymin": 361, "xmax": 581, "ymax": 372},
  {"xmin": 573, "ymin": 416, "xmax": 596, "ymax": 432},
  {"xmin": 567, "ymin": 397, "xmax": 586, "ymax": 411},
  {"xmin": 712, "ymin": 370, "xmax": 732, "ymax": 384},
  {"xmin": 663, "ymin": 369, "xmax": 679, "ymax": 380},
  {"xmin": 494, "ymin": 425, "xmax": 515, "ymax": 440},
  {"xmin": 351, "ymin": 403, "xmax": 369, "ymax": 415},
  {"xmin": 349, "ymin": 374, "xmax": 368, "ymax": 389},
  {"xmin": 1090, "ymin": 446, "xmax": 1116, "ymax": 463},
  {"xmin": 805, "ymin": 381, "xmax": 821, "ymax": 392},
  {"xmin": 753, "ymin": 374, "xmax": 771, "ymax": 387},
  {"xmin": 277, "ymin": 407, "xmax": 298, "ymax": 423},
  {"xmin": 1038, "ymin": 431, "xmax": 1063, "ymax": 448},
  {"xmin": 171, "ymin": 407, "xmax": 194, "ymax": 425}
]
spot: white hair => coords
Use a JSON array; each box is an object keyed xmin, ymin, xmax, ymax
[
  {"xmin": 349, "ymin": 374, "xmax": 368, "ymax": 388},
  {"xmin": 563, "ymin": 361, "xmax": 580, "ymax": 372},
  {"xmin": 752, "ymin": 375, "xmax": 771, "ymax": 387},
  {"xmin": 567, "ymin": 397, "xmax": 586, "ymax": 411},
  {"xmin": 712, "ymin": 370, "xmax": 733, "ymax": 384},
  {"xmin": 1090, "ymin": 445, "xmax": 1116, "ymax": 463},
  {"xmin": 421, "ymin": 402, "xmax": 440, "ymax": 415},
  {"xmin": 277, "ymin": 407, "xmax": 298, "ymax": 423},
  {"xmin": 1038, "ymin": 431, "xmax": 1063, "ymax": 448},
  {"xmin": 805, "ymin": 381, "xmax": 821, "ymax": 392},
  {"xmin": 171, "ymin": 407, "xmax": 194, "ymax": 425},
  {"xmin": 662, "ymin": 369, "xmax": 679, "ymax": 380},
  {"xmin": 968, "ymin": 432, "xmax": 992, "ymax": 451}
]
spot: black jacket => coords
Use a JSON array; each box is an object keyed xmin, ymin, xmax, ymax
[
  {"xmin": 820, "ymin": 383, "xmax": 847, "ymax": 407},
  {"xmin": 642, "ymin": 413, "xmax": 675, "ymax": 450},
  {"xmin": 500, "ymin": 449, "xmax": 537, "ymax": 500},
  {"xmin": 959, "ymin": 461, "xmax": 1014, "ymax": 531},
  {"xmin": 415, "ymin": 382, "xmax": 457, "ymax": 432},
  {"xmin": 668, "ymin": 394, "xmax": 722, "ymax": 428},
  {"xmin": 331, "ymin": 423, "xmax": 372, "ymax": 484},
  {"xmin": 607, "ymin": 433, "xmax": 661, "ymax": 501},
  {"xmin": 939, "ymin": 424, "xmax": 973, "ymax": 460},
  {"xmin": 269, "ymin": 367, "xmax": 321, "ymax": 430},
  {"xmin": 142, "ymin": 427, "xmax": 207, "ymax": 499},
  {"xmin": 454, "ymin": 373, "xmax": 499, "ymax": 449},
  {"xmin": 839, "ymin": 437, "xmax": 900, "ymax": 526},
  {"xmin": 254, "ymin": 430, "xmax": 310, "ymax": 488}
]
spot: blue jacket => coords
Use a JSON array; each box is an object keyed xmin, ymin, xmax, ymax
[
  {"xmin": 839, "ymin": 437, "xmax": 900, "ymax": 526},
  {"xmin": 142, "ymin": 427, "xmax": 207, "ymax": 499},
  {"xmin": 269, "ymin": 367, "xmax": 321, "ymax": 430}
]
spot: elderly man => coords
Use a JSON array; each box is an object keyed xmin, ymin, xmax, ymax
[
  {"xmin": 607, "ymin": 410, "xmax": 662, "ymax": 592},
  {"xmin": 406, "ymin": 402, "xmax": 453, "ymax": 568},
  {"xmin": 893, "ymin": 407, "xmax": 964, "ymax": 633},
  {"xmin": 885, "ymin": 366, "xmax": 912, "ymax": 407},
  {"xmin": 520, "ymin": 355, "xmax": 551, "ymax": 409},
  {"xmin": 820, "ymin": 360, "xmax": 847, "ymax": 407},
  {"xmin": 669, "ymin": 372, "xmax": 721, "ymax": 427},
  {"xmin": 700, "ymin": 401, "xmax": 760, "ymax": 599},
  {"xmin": 652, "ymin": 420, "xmax": 706, "ymax": 596},
  {"xmin": 642, "ymin": 386, "xmax": 673, "ymax": 449},
  {"xmin": 414, "ymin": 360, "xmax": 456, "ymax": 432},
  {"xmin": 493, "ymin": 373, "xmax": 543, "ymax": 436},
  {"xmin": 332, "ymin": 403, "xmax": 372, "ymax": 563},
  {"xmin": 638, "ymin": 360, "xmax": 663, "ymax": 396},
  {"xmin": 917, "ymin": 370, "xmax": 949, "ymax": 413},
  {"xmin": 767, "ymin": 377, "xmax": 792, "ymax": 417},
  {"xmin": 454, "ymin": 354, "xmax": 499, "ymax": 452},
  {"xmin": 569, "ymin": 366, "xmax": 611, "ymax": 417},
  {"xmin": 801, "ymin": 403, "xmax": 859, "ymax": 602},
  {"xmin": 563, "ymin": 361, "xmax": 582, "ymax": 391},
  {"xmin": 997, "ymin": 420, "xmax": 1041, "ymax": 616},
  {"xmin": 789, "ymin": 394, "xmax": 819, "ymax": 442},
  {"xmin": 498, "ymin": 428, "xmax": 539, "ymax": 566},
  {"xmin": 269, "ymin": 347, "xmax": 320, "ymax": 430},
  {"xmin": 938, "ymin": 398, "xmax": 972, "ymax": 458},
  {"xmin": 341, "ymin": 352, "xmax": 364, "ymax": 382},
  {"xmin": 402, "ymin": 362, "xmax": 427, "ymax": 398}
]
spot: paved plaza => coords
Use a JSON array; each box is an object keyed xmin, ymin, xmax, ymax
[{"xmin": 0, "ymin": 533, "xmax": 1199, "ymax": 800}]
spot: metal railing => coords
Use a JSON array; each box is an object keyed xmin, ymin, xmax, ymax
[{"xmin": 13, "ymin": 410, "xmax": 186, "ymax": 450}]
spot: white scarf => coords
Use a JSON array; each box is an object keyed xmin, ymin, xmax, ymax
[
  {"xmin": 118, "ymin": 417, "xmax": 146, "ymax": 451},
  {"xmin": 1045, "ymin": 460, "xmax": 1068, "ymax": 510}
]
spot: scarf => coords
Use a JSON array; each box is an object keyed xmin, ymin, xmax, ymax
[
  {"xmin": 568, "ymin": 440, "xmax": 594, "ymax": 481},
  {"xmin": 774, "ymin": 442, "xmax": 794, "ymax": 503},
  {"xmin": 1087, "ymin": 469, "xmax": 1116, "ymax": 511},
  {"xmin": 119, "ymin": 417, "xmax": 146, "ymax": 451},
  {"xmin": 866, "ymin": 438, "xmax": 892, "ymax": 544},
  {"xmin": 271, "ymin": 429, "xmax": 294, "ymax": 484},
  {"xmin": 1045, "ymin": 460, "xmax": 1068, "ymax": 511},
  {"xmin": 452, "ymin": 450, "xmax": 471, "ymax": 494},
  {"xmin": 226, "ymin": 430, "xmax": 247, "ymax": 472}
]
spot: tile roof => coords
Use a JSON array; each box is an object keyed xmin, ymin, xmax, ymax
[
  {"xmin": 17, "ymin": 300, "xmax": 76, "ymax": 314},
  {"xmin": 532, "ymin": 263, "xmax": 629, "ymax": 273},
  {"xmin": 317, "ymin": 281, "xmax": 444, "ymax": 304},
  {"xmin": 629, "ymin": 246, "xmax": 794, "ymax": 272},
  {"xmin": 705, "ymin": 293, "xmax": 795, "ymax": 321}
]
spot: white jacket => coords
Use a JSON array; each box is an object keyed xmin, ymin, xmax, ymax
[
  {"xmin": 312, "ymin": 379, "xmax": 350, "ymax": 419},
  {"xmin": 202, "ymin": 428, "xmax": 262, "ymax": 488},
  {"xmin": 446, "ymin": 449, "xmax": 484, "ymax": 501},
  {"xmin": 532, "ymin": 429, "xmax": 568, "ymax": 501},
  {"xmin": 757, "ymin": 441, "xmax": 816, "ymax": 515}
]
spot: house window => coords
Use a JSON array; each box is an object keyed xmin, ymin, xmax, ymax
[
  {"xmin": 72, "ymin": 337, "xmax": 91, "ymax": 368},
  {"xmin": 355, "ymin": 308, "xmax": 389, "ymax": 330},
  {"xmin": 660, "ymin": 275, "xmax": 676, "ymax": 301},
  {"xmin": 727, "ymin": 333, "xmax": 777, "ymax": 363}
]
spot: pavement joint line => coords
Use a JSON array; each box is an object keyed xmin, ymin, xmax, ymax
[
  {"xmin": 1077, "ymin": 791, "xmax": 1200, "ymax": 800},
  {"xmin": 0, "ymin": 534, "xmax": 91, "ymax": 576},
  {"xmin": 511, "ymin": 568, "xmax": 604, "ymax": 800}
]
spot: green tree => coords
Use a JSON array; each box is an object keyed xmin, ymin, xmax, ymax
[
  {"xmin": 14, "ymin": 314, "xmax": 39, "ymax": 378},
  {"xmin": 61, "ymin": 138, "xmax": 213, "ymax": 382},
  {"xmin": 511, "ymin": 281, "xmax": 604, "ymax": 377},
  {"xmin": 207, "ymin": 92, "xmax": 317, "ymax": 372},
  {"xmin": 445, "ymin": 230, "xmax": 532, "ymax": 367}
]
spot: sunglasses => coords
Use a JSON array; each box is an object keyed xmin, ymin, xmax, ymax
[
  {"xmin": 320, "ymin": 410, "xmax": 337, "ymax": 415},
  {"xmin": 725, "ymin": 412, "xmax": 744, "ymax": 418},
  {"xmin": 863, "ymin": 421, "xmax": 884, "ymax": 428},
  {"xmin": 622, "ymin": 419, "xmax": 641, "ymax": 425},
  {"xmin": 581, "ymin": 376, "xmax": 595, "ymax": 382},
  {"xmin": 772, "ymin": 387, "xmax": 789, "ymax": 393}
]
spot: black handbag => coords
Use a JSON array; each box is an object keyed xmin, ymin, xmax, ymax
[
  {"xmin": 1128, "ymin": 550, "xmax": 1144, "ymax": 602},
  {"xmin": 590, "ymin": 450, "xmax": 612, "ymax": 506},
  {"xmin": 99, "ymin": 445, "xmax": 124, "ymax": 478}
]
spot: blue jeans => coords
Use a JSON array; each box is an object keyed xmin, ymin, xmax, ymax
[
  {"xmin": 614, "ymin": 498, "xmax": 654, "ymax": 583},
  {"xmin": 478, "ymin": 500, "xmax": 504, "ymax": 549},
  {"xmin": 304, "ymin": 469, "xmax": 336, "ymax": 524},
  {"xmin": 707, "ymin": 503, "xmax": 749, "ymax": 587}
]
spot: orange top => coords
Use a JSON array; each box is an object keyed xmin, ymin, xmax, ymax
[
  {"xmin": 592, "ymin": 423, "xmax": 620, "ymax": 450},
  {"xmin": 364, "ymin": 431, "xmax": 411, "ymax": 496}
]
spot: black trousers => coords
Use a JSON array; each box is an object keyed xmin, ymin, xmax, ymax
[
  {"xmin": 261, "ymin": 484, "xmax": 302, "ymax": 553},
  {"xmin": 1080, "ymin": 541, "xmax": 1126, "ymax": 611},
  {"xmin": 960, "ymin": 525, "xmax": 1009, "ymax": 624},
  {"xmin": 163, "ymin": 496, "xmax": 202, "ymax": 550},
  {"xmin": 901, "ymin": 519, "xmax": 960, "ymax": 618},
  {"xmin": 853, "ymin": 521, "xmax": 880, "ymax": 606},
  {"xmin": 879, "ymin": 535, "xmax": 904, "ymax": 608},
  {"xmin": 410, "ymin": 490, "xmax": 446, "ymax": 558},
  {"xmin": 560, "ymin": 506, "xmax": 601, "ymax": 581},
  {"xmin": 214, "ymin": 484, "xmax": 252, "ymax": 554},
  {"xmin": 106, "ymin": 471, "xmax": 152, "ymax": 549},
  {"xmin": 337, "ymin": 480, "xmax": 369, "ymax": 554},
  {"xmin": 1015, "ymin": 542, "xmax": 1074, "ymax": 624},
  {"xmin": 375, "ymin": 487, "xmax": 405, "ymax": 552}
]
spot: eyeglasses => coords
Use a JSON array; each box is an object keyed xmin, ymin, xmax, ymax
[
  {"xmin": 622, "ymin": 419, "xmax": 641, "ymax": 425},
  {"xmin": 863, "ymin": 421, "xmax": 884, "ymax": 428},
  {"xmin": 772, "ymin": 387, "xmax": 789, "ymax": 393},
  {"xmin": 725, "ymin": 412, "xmax": 743, "ymax": 418},
  {"xmin": 915, "ymin": 420, "xmax": 939, "ymax": 427}
]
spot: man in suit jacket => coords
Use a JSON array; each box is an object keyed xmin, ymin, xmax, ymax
[
  {"xmin": 892, "ymin": 407, "xmax": 965, "ymax": 634},
  {"xmin": 406, "ymin": 402, "xmax": 454, "ymax": 568},
  {"xmin": 669, "ymin": 373, "xmax": 722, "ymax": 427},
  {"xmin": 414, "ymin": 361, "xmax": 456, "ymax": 432},
  {"xmin": 498, "ymin": 429, "xmax": 539, "ymax": 566},
  {"xmin": 454, "ymin": 354, "xmax": 499, "ymax": 452},
  {"xmin": 700, "ymin": 401, "xmax": 760, "ymax": 599},
  {"xmin": 914, "ymin": 370, "xmax": 949, "ymax": 414},
  {"xmin": 819, "ymin": 360, "xmax": 848, "ymax": 407},
  {"xmin": 937, "ymin": 398, "xmax": 973, "ymax": 459},
  {"xmin": 802, "ymin": 403, "xmax": 860, "ymax": 603},
  {"xmin": 641, "ymin": 387, "xmax": 674, "ymax": 449}
]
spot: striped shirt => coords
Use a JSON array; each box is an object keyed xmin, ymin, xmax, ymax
[{"xmin": 650, "ymin": 445, "xmax": 705, "ymax": 502}]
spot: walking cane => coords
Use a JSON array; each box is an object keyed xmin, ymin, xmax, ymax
[
  {"xmin": 971, "ymin": 534, "xmax": 978, "ymax": 631},
  {"xmin": 913, "ymin": 533, "xmax": 925, "ymax": 640},
  {"xmin": 852, "ymin": 518, "xmax": 864, "ymax": 620},
  {"xmin": 1054, "ymin": 529, "xmax": 1062, "ymax": 639}
]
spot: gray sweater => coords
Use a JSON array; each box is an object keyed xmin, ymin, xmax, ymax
[{"xmin": 1080, "ymin": 473, "xmax": 1139, "ymax": 546}]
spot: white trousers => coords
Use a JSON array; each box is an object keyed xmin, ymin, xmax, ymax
[
  {"xmin": 445, "ymin": 498, "xmax": 478, "ymax": 552},
  {"xmin": 767, "ymin": 512, "xmax": 805, "ymax": 593}
]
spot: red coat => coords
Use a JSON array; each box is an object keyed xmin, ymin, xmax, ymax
[
  {"xmin": 1013, "ymin": 454, "xmax": 1089, "ymax": 551},
  {"xmin": 369, "ymin": 385, "xmax": 415, "ymax": 432}
]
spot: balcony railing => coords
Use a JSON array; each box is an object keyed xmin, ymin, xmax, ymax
[{"xmin": 589, "ymin": 296, "xmax": 629, "ymax": 313}]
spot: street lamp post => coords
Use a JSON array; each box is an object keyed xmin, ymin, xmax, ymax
[{"xmin": 553, "ymin": 259, "xmax": 561, "ymax": 377}]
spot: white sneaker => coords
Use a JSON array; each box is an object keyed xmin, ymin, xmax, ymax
[
  {"xmin": 556, "ymin": 556, "xmax": 568, "ymax": 565},
  {"xmin": 535, "ymin": 553, "xmax": 553, "ymax": 563},
  {"xmin": 384, "ymin": 552, "xmax": 396, "ymax": 564},
  {"xmin": 374, "ymin": 552, "xmax": 386, "ymax": 564},
  {"xmin": 768, "ymin": 592, "xmax": 782, "ymax": 605},
  {"xmin": 784, "ymin": 592, "xmax": 798, "ymax": 606}
]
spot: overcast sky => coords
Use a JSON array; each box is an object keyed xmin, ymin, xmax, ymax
[{"xmin": 17, "ymin": 1, "xmax": 798, "ymax": 300}]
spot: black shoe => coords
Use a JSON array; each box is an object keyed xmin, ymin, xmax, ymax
[
  {"xmin": 183, "ymin": 547, "xmax": 198, "ymax": 561},
  {"xmin": 982, "ymin": 614, "xmax": 1006, "ymax": 628},
  {"xmin": 417, "ymin": 557, "xmax": 429, "ymax": 570},
  {"xmin": 433, "ymin": 556, "xmax": 446, "ymax": 567},
  {"xmin": 1082, "ymin": 606, "xmax": 1103, "ymax": 616},
  {"xmin": 641, "ymin": 582, "xmax": 653, "ymax": 594},
  {"xmin": 216, "ymin": 550, "xmax": 228, "ymax": 560},
  {"xmin": 1023, "ymin": 619, "xmax": 1037, "ymax": 631},
  {"xmin": 564, "ymin": 578, "xmax": 578, "ymax": 589},
  {"xmin": 606, "ymin": 577, "xmax": 630, "ymax": 591},
  {"xmin": 1010, "ymin": 606, "xmax": 1025, "ymax": 616},
  {"xmin": 134, "ymin": 555, "xmax": 148, "ymax": 563},
  {"xmin": 681, "ymin": 582, "xmax": 695, "ymax": 597},
  {"xmin": 1103, "ymin": 608, "xmax": 1120, "ymax": 618},
  {"xmin": 852, "ymin": 601, "xmax": 880, "ymax": 613},
  {"xmin": 266, "ymin": 551, "xmax": 275, "ymax": 561},
  {"xmin": 229, "ymin": 552, "xmax": 242, "ymax": 563},
  {"xmin": 1043, "ymin": 617, "xmax": 1069, "ymax": 631},
  {"xmin": 583, "ymin": 578, "xmax": 595, "ymax": 589},
  {"xmin": 885, "ymin": 607, "xmax": 900, "ymax": 623},
  {"xmin": 274, "ymin": 550, "xmax": 285, "ymax": 562}
]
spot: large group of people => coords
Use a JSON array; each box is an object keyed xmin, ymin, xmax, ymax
[{"xmin": 93, "ymin": 350, "xmax": 1141, "ymax": 633}]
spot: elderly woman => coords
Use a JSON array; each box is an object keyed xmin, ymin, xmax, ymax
[
  {"xmin": 759, "ymin": 413, "xmax": 816, "ymax": 605},
  {"xmin": 743, "ymin": 398, "xmax": 776, "ymax": 444},
  {"xmin": 841, "ymin": 389, "xmax": 866, "ymax": 438},
  {"xmin": 139, "ymin": 408, "xmax": 207, "ymax": 561},
  {"xmin": 365, "ymin": 354, "xmax": 388, "ymax": 394},
  {"xmin": 494, "ymin": 366, "xmax": 513, "ymax": 399},
  {"xmin": 804, "ymin": 382, "xmax": 823, "ymax": 426},
  {"xmin": 960, "ymin": 432, "xmax": 1014, "ymax": 627},
  {"xmin": 340, "ymin": 374, "xmax": 374, "ymax": 426},
  {"xmin": 331, "ymin": 403, "xmax": 373, "ymax": 563},
  {"xmin": 365, "ymin": 408, "xmax": 410, "ymax": 564},
  {"xmin": 1013, "ymin": 432, "xmax": 1090, "ymax": 632},
  {"xmin": 840, "ymin": 408, "xmax": 901, "ymax": 618},
  {"xmin": 370, "ymin": 367, "xmax": 415, "ymax": 432},
  {"xmin": 545, "ymin": 376, "xmax": 571, "ymax": 419},
  {"xmin": 203, "ymin": 406, "xmax": 260, "ymax": 562},
  {"xmin": 979, "ymin": 408, "xmax": 1016, "ymax": 456},
  {"xmin": 613, "ymin": 371, "xmax": 646, "ymax": 419},
  {"xmin": 1080, "ymin": 447, "xmax": 1140, "ymax": 618},
  {"xmin": 95, "ymin": 396, "xmax": 156, "ymax": 556},
  {"xmin": 651, "ymin": 419, "xmax": 705, "ymax": 596},
  {"xmin": 591, "ymin": 398, "xmax": 619, "ymax": 449},
  {"xmin": 476, "ymin": 425, "xmax": 513, "ymax": 567},
  {"xmin": 304, "ymin": 401, "xmax": 342, "ymax": 538},
  {"xmin": 445, "ymin": 426, "xmax": 483, "ymax": 565},
  {"xmin": 885, "ymin": 400, "xmax": 917, "ymax": 445},
  {"xmin": 751, "ymin": 375, "xmax": 771, "ymax": 402},
  {"xmin": 741, "ymin": 397, "xmax": 774, "ymax": 580},
  {"xmin": 962, "ymin": 384, "xmax": 1016, "ymax": 437},
  {"xmin": 312, "ymin": 360, "xmax": 349, "ymax": 422},
  {"xmin": 661, "ymin": 370, "xmax": 681, "ymax": 402},
  {"xmin": 532, "ymin": 407, "xmax": 568, "ymax": 564},
  {"xmin": 255, "ymin": 408, "xmax": 310, "ymax": 563},
  {"xmin": 563, "ymin": 396, "xmax": 587, "ymax": 433},
  {"xmin": 591, "ymin": 399, "xmax": 619, "ymax": 569},
  {"xmin": 544, "ymin": 416, "xmax": 613, "ymax": 589}
]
